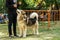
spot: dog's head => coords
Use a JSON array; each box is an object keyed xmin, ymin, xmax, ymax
[{"xmin": 17, "ymin": 9, "xmax": 26, "ymax": 21}]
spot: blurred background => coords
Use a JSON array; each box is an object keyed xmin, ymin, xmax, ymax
[
  {"xmin": 0, "ymin": 0, "xmax": 60, "ymax": 40},
  {"xmin": 0, "ymin": 0, "xmax": 60, "ymax": 24}
]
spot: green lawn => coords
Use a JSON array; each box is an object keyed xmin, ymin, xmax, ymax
[{"xmin": 0, "ymin": 21, "xmax": 60, "ymax": 40}]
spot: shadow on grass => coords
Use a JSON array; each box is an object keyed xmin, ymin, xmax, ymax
[
  {"xmin": 0, "ymin": 36, "xmax": 10, "ymax": 39},
  {"xmin": 0, "ymin": 34, "xmax": 40, "ymax": 39}
]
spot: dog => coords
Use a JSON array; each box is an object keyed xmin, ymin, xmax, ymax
[{"xmin": 17, "ymin": 9, "xmax": 39, "ymax": 37}]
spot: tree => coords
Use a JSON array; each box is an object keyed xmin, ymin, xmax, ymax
[
  {"xmin": 0, "ymin": 0, "xmax": 6, "ymax": 13},
  {"xmin": 0, "ymin": 0, "xmax": 60, "ymax": 12},
  {"xmin": 18, "ymin": 0, "xmax": 42, "ymax": 10}
]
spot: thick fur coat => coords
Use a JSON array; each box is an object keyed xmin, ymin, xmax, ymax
[{"xmin": 17, "ymin": 9, "xmax": 39, "ymax": 37}]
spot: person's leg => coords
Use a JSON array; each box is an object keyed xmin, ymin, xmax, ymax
[
  {"xmin": 8, "ymin": 16, "xmax": 13, "ymax": 36},
  {"xmin": 13, "ymin": 21, "xmax": 17, "ymax": 36},
  {"xmin": 13, "ymin": 14, "xmax": 17, "ymax": 36}
]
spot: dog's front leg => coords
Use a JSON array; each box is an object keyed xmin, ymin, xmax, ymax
[
  {"xmin": 19, "ymin": 27, "xmax": 23, "ymax": 37},
  {"xmin": 33, "ymin": 27, "xmax": 36, "ymax": 35},
  {"xmin": 23, "ymin": 26, "xmax": 27, "ymax": 37}
]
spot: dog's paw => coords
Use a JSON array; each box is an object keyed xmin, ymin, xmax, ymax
[
  {"xmin": 19, "ymin": 35, "xmax": 22, "ymax": 37},
  {"xmin": 23, "ymin": 35, "xmax": 26, "ymax": 38},
  {"xmin": 36, "ymin": 32, "xmax": 39, "ymax": 35}
]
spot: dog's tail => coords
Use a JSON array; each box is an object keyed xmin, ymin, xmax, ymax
[{"xmin": 30, "ymin": 12, "xmax": 38, "ymax": 20}]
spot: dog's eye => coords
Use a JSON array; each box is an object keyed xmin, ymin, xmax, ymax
[
  {"xmin": 22, "ymin": 13, "xmax": 25, "ymax": 15},
  {"xmin": 17, "ymin": 11, "xmax": 20, "ymax": 13},
  {"xmin": 23, "ymin": 14, "xmax": 24, "ymax": 15}
]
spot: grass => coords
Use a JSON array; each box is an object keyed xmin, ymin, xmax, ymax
[{"xmin": 0, "ymin": 21, "xmax": 60, "ymax": 40}]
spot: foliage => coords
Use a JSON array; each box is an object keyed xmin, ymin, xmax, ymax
[
  {"xmin": 0, "ymin": 0, "xmax": 6, "ymax": 13},
  {"xmin": 0, "ymin": 0, "xmax": 60, "ymax": 13},
  {"xmin": 25, "ymin": 0, "xmax": 41, "ymax": 7},
  {"xmin": 18, "ymin": 0, "xmax": 42, "ymax": 10},
  {"xmin": 20, "ymin": 0, "xmax": 60, "ymax": 10}
]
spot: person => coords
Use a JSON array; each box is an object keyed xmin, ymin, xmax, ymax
[
  {"xmin": 0, "ymin": 14, "xmax": 3, "ymax": 23},
  {"xmin": 6, "ymin": 0, "xmax": 21, "ymax": 37}
]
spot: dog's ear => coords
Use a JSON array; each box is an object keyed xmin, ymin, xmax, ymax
[
  {"xmin": 21, "ymin": 10, "xmax": 26, "ymax": 15},
  {"xmin": 17, "ymin": 9, "xmax": 20, "ymax": 14},
  {"xmin": 16, "ymin": 9, "xmax": 21, "ymax": 14}
]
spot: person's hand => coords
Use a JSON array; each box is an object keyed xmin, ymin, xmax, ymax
[
  {"xmin": 13, "ymin": 4, "xmax": 17, "ymax": 8},
  {"xmin": 18, "ymin": 2, "xmax": 22, "ymax": 5}
]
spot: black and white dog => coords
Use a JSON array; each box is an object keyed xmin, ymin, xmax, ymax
[{"xmin": 26, "ymin": 12, "xmax": 38, "ymax": 26}]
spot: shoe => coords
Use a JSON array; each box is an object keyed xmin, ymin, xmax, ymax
[
  {"xmin": 14, "ymin": 35, "xmax": 19, "ymax": 37},
  {"xmin": 9, "ymin": 35, "xmax": 13, "ymax": 38}
]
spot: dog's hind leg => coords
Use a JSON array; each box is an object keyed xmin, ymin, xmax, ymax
[
  {"xmin": 35, "ymin": 21, "xmax": 39, "ymax": 35},
  {"xmin": 36, "ymin": 27, "xmax": 39, "ymax": 35}
]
